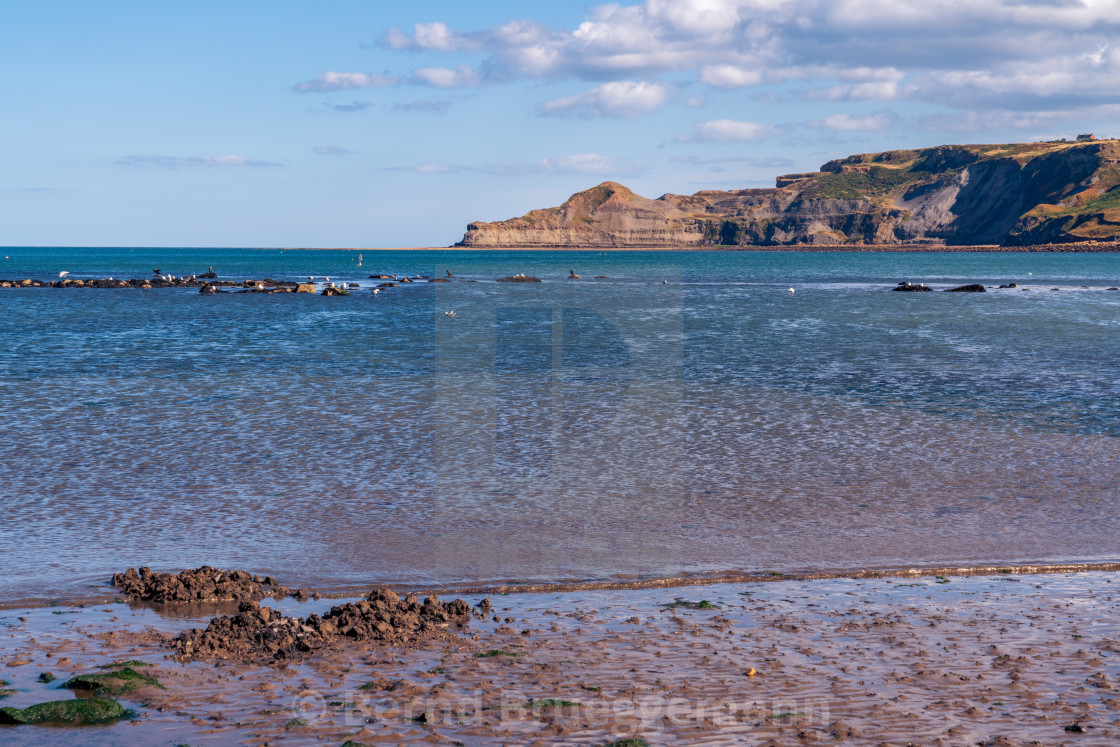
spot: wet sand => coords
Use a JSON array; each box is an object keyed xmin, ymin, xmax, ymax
[{"xmin": 3, "ymin": 569, "xmax": 1119, "ymax": 745}]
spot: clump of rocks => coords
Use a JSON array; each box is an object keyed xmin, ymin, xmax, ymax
[
  {"xmin": 112, "ymin": 566, "xmax": 290, "ymax": 604},
  {"xmin": 891, "ymin": 281, "xmax": 931, "ymax": 292},
  {"xmin": 173, "ymin": 588, "xmax": 489, "ymax": 662}
]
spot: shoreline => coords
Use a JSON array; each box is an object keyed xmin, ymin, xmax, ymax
[
  {"xmin": 2, "ymin": 568, "xmax": 1117, "ymax": 744},
  {"xmin": 5, "ymin": 560, "xmax": 1118, "ymax": 612}
]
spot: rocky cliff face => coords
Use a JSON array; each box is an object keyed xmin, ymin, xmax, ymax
[{"xmin": 457, "ymin": 140, "xmax": 1120, "ymax": 247}]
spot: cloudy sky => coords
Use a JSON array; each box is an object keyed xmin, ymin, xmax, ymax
[{"xmin": 3, "ymin": 0, "xmax": 1119, "ymax": 247}]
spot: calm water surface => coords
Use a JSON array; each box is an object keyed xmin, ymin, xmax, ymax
[{"xmin": 2, "ymin": 248, "xmax": 1119, "ymax": 604}]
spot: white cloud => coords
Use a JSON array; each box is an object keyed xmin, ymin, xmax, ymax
[
  {"xmin": 380, "ymin": 153, "xmax": 642, "ymax": 177},
  {"xmin": 811, "ymin": 110, "xmax": 897, "ymax": 131},
  {"xmin": 533, "ymin": 153, "xmax": 641, "ymax": 175},
  {"xmin": 539, "ymin": 81, "xmax": 669, "ymax": 118},
  {"xmin": 118, "ymin": 155, "xmax": 281, "ymax": 168},
  {"xmin": 293, "ymin": 71, "xmax": 401, "ymax": 92},
  {"xmin": 817, "ymin": 80, "xmax": 901, "ymax": 102},
  {"xmin": 412, "ymin": 65, "xmax": 479, "ymax": 88},
  {"xmin": 382, "ymin": 22, "xmax": 480, "ymax": 51},
  {"xmin": 360, "ymin": 0, "xmax": 1120, "ymax": 125},
  {"xmin": 700, "ymin": 64, "xmax": 762, "ymax": 88},
  {"xmin": 678, "ymin": 119, "xmax": 776, "ymax": 144}
]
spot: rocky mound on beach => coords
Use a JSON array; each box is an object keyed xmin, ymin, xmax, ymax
[
  {"xmin": 457, "ymin": 139, "xmax": 1120, "ymax": 248},
  {"xmin": 173, "ymin": 588, "xmax": 489, "ymax": 662},
  {"xmin": 113, "ymin": 566, "xmax": 290, "ymax": 603}
]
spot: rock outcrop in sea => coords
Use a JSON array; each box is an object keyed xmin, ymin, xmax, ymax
[{"xmin": 457, "ymin": 140, "xmax": 1120, "ymax": 248}]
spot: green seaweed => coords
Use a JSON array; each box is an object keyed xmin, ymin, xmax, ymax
[
  {"xmin": 529, "ymin": 698, "xmax": 581, "ymax": 708},
  {"xmin": 63, "ymin": 667, "xmax": 162, "ymax": 696},
  {"xmin": 660, "ymin": 598, "xmax": 721, "ymax": 610},
  {"xmin": 474, "ymin": 650, "xmax": 524, "ymax": 658},
  {"xmin": 98, "ymin": 659, "xmax": 153, "ymax": 669},
  {"xmin": 0, "ymin": 697, "xmax": 130, "ymax": 725},
  {"xmin": 285, "ymin": 718, "xmax": 308, "ymax": 728},
  {"xmin": 37, "ymin": 672, "xmax": 56, "ymax": 683},
  {"xmin": 600, "ymin": 739, "xmax": 650, "ymax": 747}
]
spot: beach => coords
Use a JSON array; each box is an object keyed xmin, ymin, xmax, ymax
[
  {"xmin": 3, "ymin": 568, "xmax": 1119, "ymax": 745},
  {"xmin": 3, "ymin": 248, "xmax": 1120, "ymax": 743}
]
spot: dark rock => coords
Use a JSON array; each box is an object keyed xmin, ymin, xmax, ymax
[
  {"xmin": 368, "ymin": 274, "xmax": 395, "ymax": 279},
  {"xmin": 891, "ymin": 282, "xmax": 931, "ymax": 292},
  {"xmin": 376, "ymin": 282, "xmax": 398, "ymax": 288},
  {"xmin": 199, "ymin": 284, "xmax": 217, "ymax": 295},
  {"xmin": 428, "ymin": 278, "xmax": 451, "ymax": 282},
  {"xmin": 199, "ymin": 271, "xmax": 218, "ymax": 279},
  {"xmin": 944, "ymin": 283, "xmax": 987, "ymax": 292},
  {"xmin": 497, "ymin": 274, "xmax": 542, "ymax": 283},
  {"xmin": 997, "ymin": 282, "xmax": 1019, "ymax": 288},
  {"xmin": 1064, "ymin": 724, "xmax": 1087, "ymax": 733},
  {"xmin": 172, "ymin": 588, "xmax": 484, "ymax": 663},
  {"xmin": 321, "ymin": 287, "xmax": 350, "ymax": 296},
  {"xmin": 295, "ymin": 283, "xmax": 317, "ymax": 293},
  {"xmin": 112, "ymin": 565, "xmax": 290, "ymax": 603}
]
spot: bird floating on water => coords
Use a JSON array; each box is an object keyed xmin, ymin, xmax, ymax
[
  {"xmin": 569, "ymin": 269, "xmax": 581, "ymax": 279},
  {"xmin": 788, "ymin": 288, "xmax": 795, "ymax": 295},
  {"xmin": 443, "ymin": 310, "xmax": 457, "ymax": 317}
]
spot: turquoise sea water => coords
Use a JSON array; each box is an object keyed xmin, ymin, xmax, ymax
[{"xmin": 2, "ymin": 248, "xmax": 1119, "ymax": 604}]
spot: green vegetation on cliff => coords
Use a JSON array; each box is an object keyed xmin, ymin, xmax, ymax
[{"xmin": 459, "ymin": 139, "xmax": 1120, "ymax": 247}]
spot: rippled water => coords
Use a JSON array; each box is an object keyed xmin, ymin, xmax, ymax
[{"xmin": 2, "ymin": 248, "xmax": 1119, "ymax": 604}]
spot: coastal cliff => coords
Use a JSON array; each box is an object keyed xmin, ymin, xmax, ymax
[{"xmin": 457, "ymin": 140, "xmax": 1120, "ymax": 247}]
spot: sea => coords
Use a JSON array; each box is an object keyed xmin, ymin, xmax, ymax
[{"xmin": 2, "ymin": 247, "xmax": 1119, "ymax": 605}]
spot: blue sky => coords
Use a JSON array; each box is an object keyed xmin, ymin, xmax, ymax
[{"xmin": 3, "ymin": 0, "xmax": 1118, "ymax": 247}]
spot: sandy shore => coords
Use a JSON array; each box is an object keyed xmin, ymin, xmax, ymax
[{"xmin": 3, "ymin": 569, "xmax": 1120, "ymax": 745}]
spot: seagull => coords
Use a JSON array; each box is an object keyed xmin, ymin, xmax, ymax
[
  {"xmin": 372, "ymin": 288, "xmax": 380, "ymax": 295},
  {"xmin": 788, "ymin": 287, "xmax": 795, "ymax": 295},
  {"xmin": 443, "ymin": 310, "xmax": 457, "ymax": 317},
  {"xmin": 59, "ymin": 271, "xmax": 69, "ymax": 278}
]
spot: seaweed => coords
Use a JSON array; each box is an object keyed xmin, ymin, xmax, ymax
[
  {"xmin": 474, "ymin": 650, "xmax": 524, "ymax": 658},
  {"xmin": 0, "ymin": 697, "xmax": 130, "ymax": 725},
  {"xmin": 63, "ymin": 666, "xmax": 162, "ymax": 696},
  {"xmin": 660, "ymin": 598, "xmax": 721, "ymax": 610}
]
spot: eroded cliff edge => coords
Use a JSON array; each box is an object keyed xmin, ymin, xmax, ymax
[{"xmin": 457, "ymin": 140, "xmax": 1120, "ymax": 248}]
